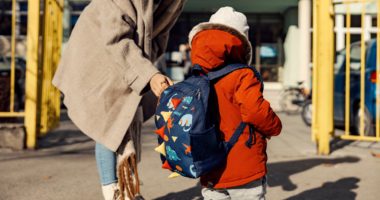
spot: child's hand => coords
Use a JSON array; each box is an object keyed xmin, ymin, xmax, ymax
[{"xmin": 150, "ymin": 73, "xmax": 173, "ymax": 97}]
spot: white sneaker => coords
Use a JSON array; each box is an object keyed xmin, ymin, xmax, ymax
[{"xmin": 101, "ymin": 183, "xmax": 121, "ymax": 200}]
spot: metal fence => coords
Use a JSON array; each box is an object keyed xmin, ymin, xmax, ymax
[
  {"xmin": 0, "ymin": 0, "xmax": 63, "ymax": 149},
  {"xmin": 313, "ymin": 0, "xmax": 380, "ymax": 154}
]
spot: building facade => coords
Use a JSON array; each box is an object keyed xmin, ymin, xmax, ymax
[{"xmin": 0, "ymin": 0, "xmax": 378, "ymax": 87}]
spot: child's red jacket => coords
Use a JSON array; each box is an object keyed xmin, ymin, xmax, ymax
[{"xmin": 191, "ymin": 29, "xmax": 282, "ymax": 188}]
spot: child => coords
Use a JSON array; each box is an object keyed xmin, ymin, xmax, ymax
[{"xmin": 188, "ymin": 7, "xmax": 282, "ymax": 200}]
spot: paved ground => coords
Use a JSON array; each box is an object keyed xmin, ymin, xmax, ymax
[{"xmin": 1, "ymin": 110, "xmax": 380, "ymax": 200}]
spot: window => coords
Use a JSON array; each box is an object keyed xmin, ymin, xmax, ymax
[
  {"xmin": 0, "ymin": 15, "xmax": 12, "ymax": 35},
  {"xmin": 344, "ymin": 15, "xmax": 362, "ymax": 28},
  {"xmin": 350, "ymin": 44, "xmax": 362, "ymax": 71},
  {"xmin": 350, "ymin": 44, "xmax": 361, "ymax": 61},
  {"xmin": 334, "ymin": 50, "xmax": 345, "ymax": 73}
]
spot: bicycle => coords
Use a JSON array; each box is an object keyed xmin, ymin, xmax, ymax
[
  {"xmin": 279, "ymin": 81, "xmax": 307, "ymax": 115},
  {"xmin": 301, "ymin": 93, "xmax": 312, "ymax": 126}
]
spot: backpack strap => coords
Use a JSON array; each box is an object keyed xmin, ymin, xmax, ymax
[
  {"xmin": 207, "ymin": 64, "xmax": 248, "ymax": 81},
  {"xmin": 192, "ymin": 64, "xmax": 262, "ymax": 83},
  {"xmin": 224, "ymin": 122, "xmax": 256, "ymax": 152},
  {"xmin": 209, "ymin": 64, "xmax": 264, "ymax": 92},
  {"xmin": 191, "ymin": 64, "xmax": 247, "ymax": 80},
  {"xmin": 191, "ymin": 64, "xmax": 204, "ymax": 74}
]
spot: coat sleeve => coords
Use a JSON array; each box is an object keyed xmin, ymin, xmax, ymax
[
  {"xmin": 98, "ymin": 0, "xmax": 159, "ymax": 95},
  {"xmin": 234, "ymin": 69, "xmax": 282, "ymax": 137},
  {"xmin": 151, "ymin": 0, "xmax": 186, "ymax": 59}
]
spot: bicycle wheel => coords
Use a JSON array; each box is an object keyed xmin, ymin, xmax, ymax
[
  {"xmin": 279, "ymin": 89, "xmax": 303, "ymax": 115},
  {"xmin": 301, "ymin": 100, "xmax": 312, "ymax": 126}
]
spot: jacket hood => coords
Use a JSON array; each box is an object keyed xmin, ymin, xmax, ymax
[
  {"xmin": 190, "ymin": 29, "xmax": 247, "ymax": 72},
  {"xmin": 189, "ymin": 23, "xmax": 252, "ymax": 65}
]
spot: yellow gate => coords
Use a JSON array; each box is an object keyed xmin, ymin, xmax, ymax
[
  {"xmin": 313, "ymin": 0, "xmax": 380, "ymax": 154},
  {"xmin": 0, "ymin": 0, "xmax": 63, "ymax": 149}
]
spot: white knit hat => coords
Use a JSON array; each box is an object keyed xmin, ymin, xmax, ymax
[{"xmin": 188, "ymin": 7, "xmax": 252, "ymax": 65}]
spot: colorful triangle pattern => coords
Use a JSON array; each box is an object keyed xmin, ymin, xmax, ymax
[
  {"xmin": 155, "ymin": 126, "xmax": 168, "ymax": 141},
  {"xmin": 154, "ymin": 143, "xmax": 166, "ymax": 157},
  {"xmin": 162, "ymin": 160, "xmax": 172, "ymax": 170},
  {"xmin": 171, "ymin": 98, "xmax": 182, "ymax": 109},
  {"xmin": 161, "ymin": 111, "xmax": 172, "ymax": 122},
  {"xmin": 168, "ymin": 172, "xmax": 180, "ymax": 178}
]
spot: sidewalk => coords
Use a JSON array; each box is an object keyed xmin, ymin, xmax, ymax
[{"xmin": 1, "ymin": 111, "xmax": 379, "ymax": 200}]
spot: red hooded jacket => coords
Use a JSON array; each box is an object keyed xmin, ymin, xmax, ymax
[{"xmin": 191, "ymin": 29, "xmax": 282, "ymax": 188}]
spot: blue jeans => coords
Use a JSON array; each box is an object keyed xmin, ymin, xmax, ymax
[{"xmin": 95, "ymin": 143, "xmax": 117, "ymax": 185}]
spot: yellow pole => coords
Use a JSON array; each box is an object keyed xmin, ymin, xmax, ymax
[
  {"xmin": 39, "ymin": 0, "xmax": 63, "ymax": 134},
  {"xmin": 376, "ymin": 0, "xmax": 380, "ymax": 138},
  {"xmin": 10, "ymin": 0, "xmax": 17, "ymax": 112},
  {"xmin": 316, "ymin": 0, "xmax": 334, "ymax": 155},
  {"xmin": 53, "ymin": 0, "xmax": 64, "ymax": 129},
  {"xmin": 359, "ymin": 0, "xmax": 366, "ymax": 137},
  {"xmin": 40, "ymin": 0, "xmax": 52, "ymax": 134},
  {"xmin": 25, "ymin": 0, "xmax": 41, "ymax": 149},
  {"xmin": 312, "ymin": 0, "xmax": 319, "ymax": 142},
  {"xmin": 345, "ymin": 2, "xmax": 351, "ymax": 136}
]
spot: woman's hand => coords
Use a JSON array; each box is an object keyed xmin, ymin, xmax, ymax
[{"xmin": 149, "ymin": 73, "xmax": 173, "ymax": 97}]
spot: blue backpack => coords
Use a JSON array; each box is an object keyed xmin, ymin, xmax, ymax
[{"xmin": 154, "ymin": 64, "xmax": 263, "ymax": 178}]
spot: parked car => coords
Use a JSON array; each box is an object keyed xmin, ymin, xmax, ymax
[
  {"xmin": 334, "ymin": 39, "xmax": 378, "ymax": 136},
  {"xmin": 302, "ymin": 39, "xmax": 378, "ymax": 136},
  {"xmin": 0, "ymin": 56, "xmax": 26, "ymax": 111}
]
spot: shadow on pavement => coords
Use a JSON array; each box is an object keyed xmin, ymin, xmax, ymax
[
  {"xmin": 0, "ymin": 146, "xmax": 94, "ymax": 162},
  {"xmin": 267, "ymin": 156, "xmax": 360, "ymax": 191},
  {"xmin": 152, "ymin": 156, "xmax": 360, "ymax": 199},
  {"xmin": 285, "ymin": 177, "xmax": 359, "ymax": 200},
  {"xmin": 35, "ymin": 109, "xmax": 91, "ymax": 149},
  {"xmin": 37, "ymin": 129, "xmax": 92, "ymax": 149},
  {"xmin": 329, "ymin": 137, "xmax": 355, "ymax": 154},
  {"xmin": 153, "ymin": 182, "xmax": 202, "ymax": 200},
  {"xmin": 59, "ymin": 109, "xmax": 71, "ymax": 122},
  {"xmin": 0, "ymin": 109, "xmax": 94, "ymax": 161}
]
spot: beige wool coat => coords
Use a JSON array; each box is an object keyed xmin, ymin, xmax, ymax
[{"xmin": 53, "ymin": 0, "xmax": 186, "ymax": 152}]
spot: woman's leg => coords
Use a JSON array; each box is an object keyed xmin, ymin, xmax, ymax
[
  {"xmin": 95, "ymin": 143, "xmax": 118, "ymax": 185},
  {"xmin": 95, "ymin": 143, "xmax": 118, "ymax": 200}
]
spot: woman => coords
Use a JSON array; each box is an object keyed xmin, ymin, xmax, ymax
[{"xmin": 52, "ymin": 0, "xmax": 186, "ymax": 199}]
